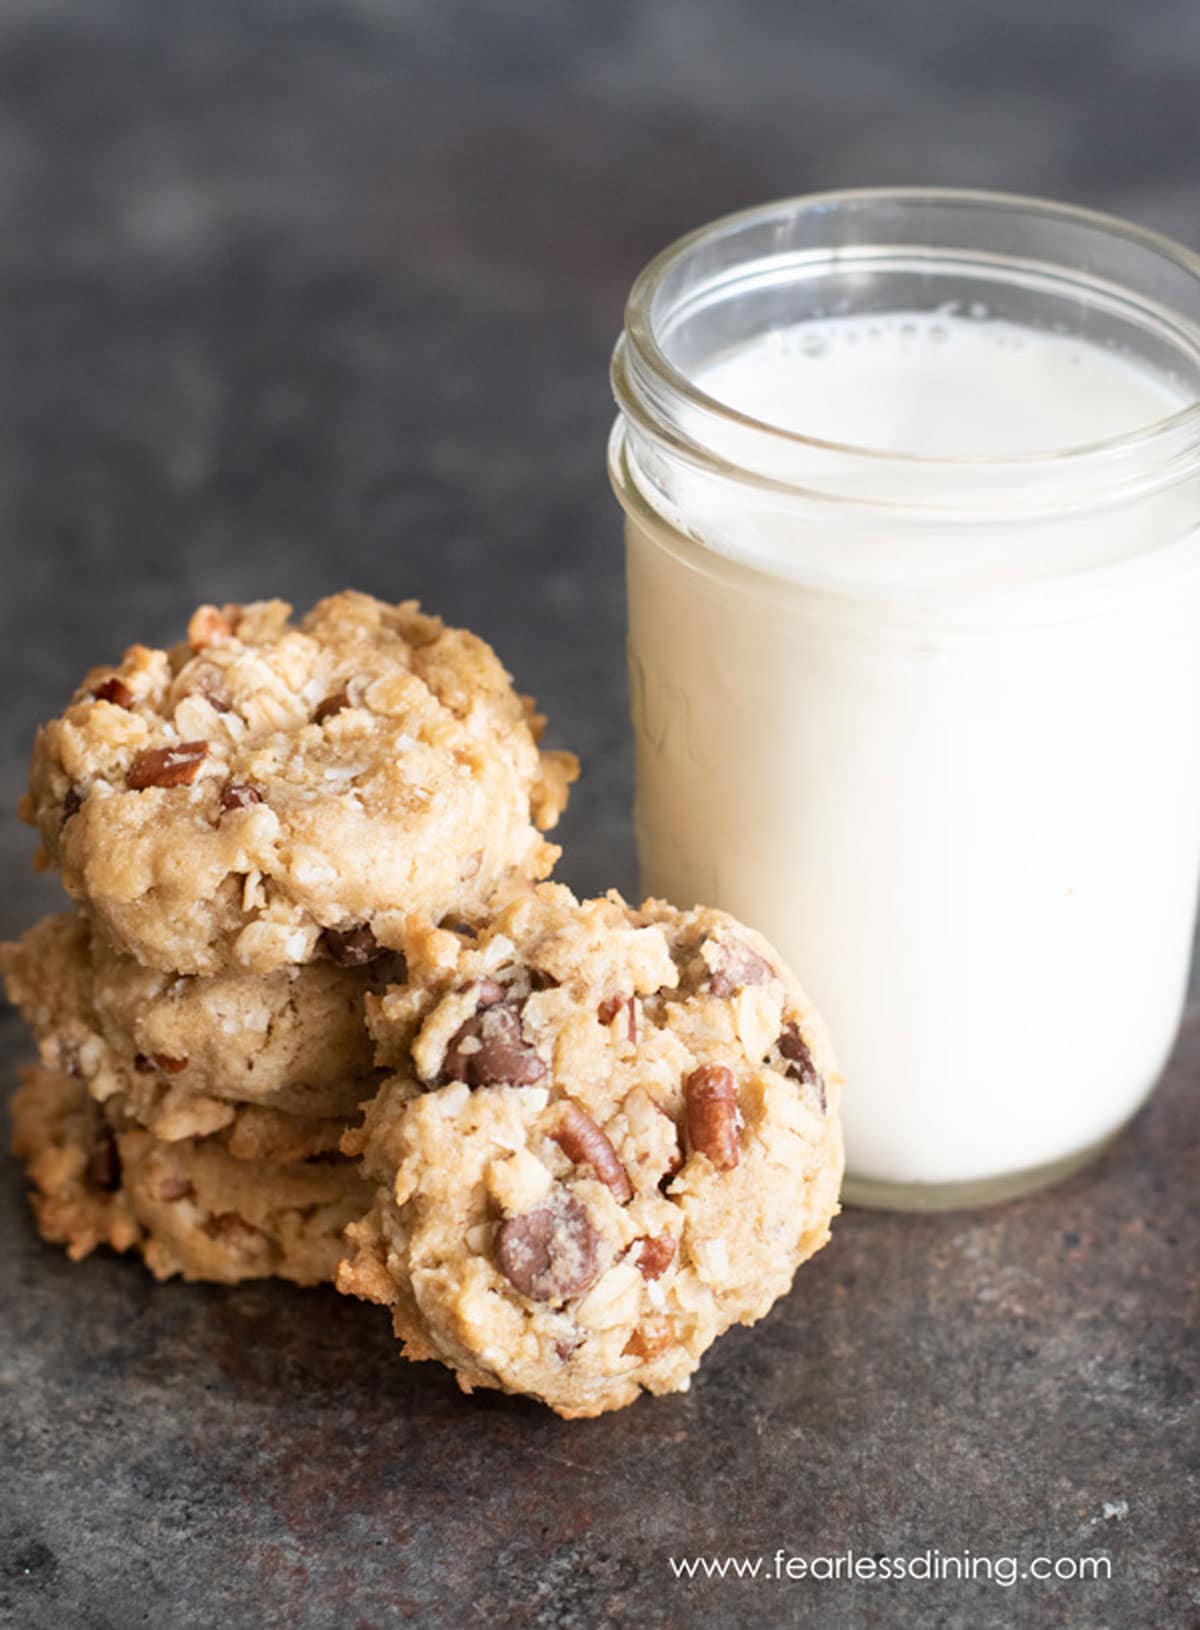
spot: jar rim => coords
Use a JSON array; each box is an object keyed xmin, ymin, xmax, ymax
[{"xmin": 616, "ymin": 187, "xmax": 1200, "ymax": 495}]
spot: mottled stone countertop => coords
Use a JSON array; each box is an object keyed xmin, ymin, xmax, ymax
[{"xmin": 0, "ymin": 2, "xmax": 1196, "ymax": 1626}]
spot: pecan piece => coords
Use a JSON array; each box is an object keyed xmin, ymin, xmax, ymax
[
  {"xmin": 57, "ymin": 1043, "xmax": 83, "ymax": 1080},
  {"xmin": 622, "ymin": 1316, "xmax": 675, "ymax": 1361},
  {"xmin": 597, "ymin": 993, "xmax": 638, "ymax": 1042},
  {"xmin": 684, "ymin": 1064, "xmax": 741, "ymax": 1171},
  {"xmin": 126, "ymin": 741, "xmax": 209, "ymax": 791},
  {"xmin": 203, "ymin": 1213, "xmax": 262, "ymax": 1251},
  {"xmin": 444, "ymin": 1002, "xmax": 546, "ymax": 1089},
  {"xmin": 320, "ymin": 925, "xmax": 383, "ymax": 967},
  {"xmin": 553, "ymin": 1103, "xmax": 632, "ymax": 1203},
  {"xmin": 91, "ymin": 676, "xmax": 134, "ymax": 708},
  {"xmin": 187, "ymin": 605, "xmax": 238, "ymax": 649},
  {"xmin": 495, "ymin": 1193, "xmax": 599, "ymax": 1302},
  {"xmin": 198, "ymin": 683, "xmax": 232, "ymax": 714},
  {"xmin": 313, "ymin": 689, "xmax": 350, "ymax": 724},
  {"xmin": 133, "ymin": 1052, "xmax": 188, "ymax": 1076},
  {"xmin": 86, "ymin": 1125, "xmax": 120, "ymax": 1192},
  {"xmin": 219, "ymin": 782, "xmax": 263, "ymax": 813},
  {"xmin": 706, "ymin": 937, "xmax": 775, "ymax": 999},
  {"xmin": 631, "ymin": 1233, "xmax": 675, "ymax": 1280}
]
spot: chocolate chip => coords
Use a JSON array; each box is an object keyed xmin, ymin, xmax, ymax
[
  {"xmin": 657, "ymin": 1148, "xmax": 685, "ymax": 1192},
  {"xmin": 684, "ymin": 1063, "xmax": 741, "ymax": 1171},
  {"xmin": 320, "ymin": 925, "xmax": 383, "ymax": 966},
  {"xmin": 219, "ymin": 782, "xmax": 263, "ymax": 813},
  {"xmin": 126, "ymin": 741, "xmax": 209, "ymax": 791},
  {"xmin": 91, "ymin": 677, "xmax": 134, "ymax": 708},
  {"xmin": 553, "ymin": 1103, "xmax": 632, "ymax": 1203},
  {"xmin": 444, "ymin": 1002, "xmax": 547, "ymax": 1089},
  {"xmin": 778, "ymin": 1023, "xmax": 826, "ymax": 1110},
  {"xmin": 62, "ymin": 787, "xmax": 83, "ymax": 822},
  {"xmin": 495, "ymin": 1193, "xmax": 600, "ymax": 1302},
  {"xmin": 313, "ymin": 689, "xmax": 350, "ymax": 724},
  {"xmin": 707, "ymin": 938, "xmax": 775, "ymax": 999},
  {"xmin": 778, "ymin": 1022, "xmax": 818, "ymax": 1084},
  {"xmin": 86, "ymin": 1126, "xmax": 120, "ymax": 1191}
]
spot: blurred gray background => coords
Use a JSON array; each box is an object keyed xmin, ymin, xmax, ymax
[
  {"xmin": 1, "ymin": 6, "xmax": 1198, "ymax": 1629},
  {"xmin": 2, "ymin": 0, "xmax": 1198, "ymax": 935}
]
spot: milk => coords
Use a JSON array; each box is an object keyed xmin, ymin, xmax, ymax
[
  {"xmin": 698, "ymin": 313, "xmax": 1183, "ymax": 459},
  {"xmin": 619, "ymin": 312, "xmax": 1200, "ymax": 1197}
]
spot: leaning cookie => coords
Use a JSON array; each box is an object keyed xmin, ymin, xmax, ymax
[
  {"xmin": 23, "ymin": 591, "xmax": 578, "ymax": 974},
  {"xmin": 339, "ymin": 884, "xmax": 843, "ymax": 1418},
  {"xmin": 1, "ymin": 911, "xmax": 390, "ymax": 1118},
  {"xmin": 10, "ymin": 1066, "xmax": 371, "ymax": 1286}
]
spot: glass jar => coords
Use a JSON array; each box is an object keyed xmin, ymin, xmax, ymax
[{"xmin": 608, "ymin": 189, "xmax": 1200, "ymax": 1210}]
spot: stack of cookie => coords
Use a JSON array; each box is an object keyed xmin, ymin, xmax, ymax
[
  {"xmin": 3, "ymin": 592, "xmax": 575, "ymax": 1285},
  {"xmin": 5, "ymin": 588, "xmax": 844, "ymax": 1417}
]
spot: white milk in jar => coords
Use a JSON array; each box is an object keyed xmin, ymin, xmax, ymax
[{"xmin": 610, "ymin": 191, "xmax": 1200, "ymax": 1208}]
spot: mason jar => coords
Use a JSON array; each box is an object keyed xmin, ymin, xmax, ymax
[{"xmin": 608, "ymin": 188, "xmax": 1200, "ymax": 1210}]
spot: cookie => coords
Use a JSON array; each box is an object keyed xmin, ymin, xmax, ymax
[
  {"xmin": 1, "ymin": 911, "xmax": 389, "ymax": 1117},
  {"xmin": 10, "ymin": 1065, "xmax": 371, "ymax": 1286},
  {"xmin": 24, "ymin": 592, "xmax": 578, "ymax": 974},
  {"xmin": 338, "ymin": 884, "xmax": 843, "ymax": 1417}
]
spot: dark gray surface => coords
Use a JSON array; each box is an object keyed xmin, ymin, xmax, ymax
[{"xmin": 1, "ymin": 2, "xmax": 1198, "ymax": 1626}]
